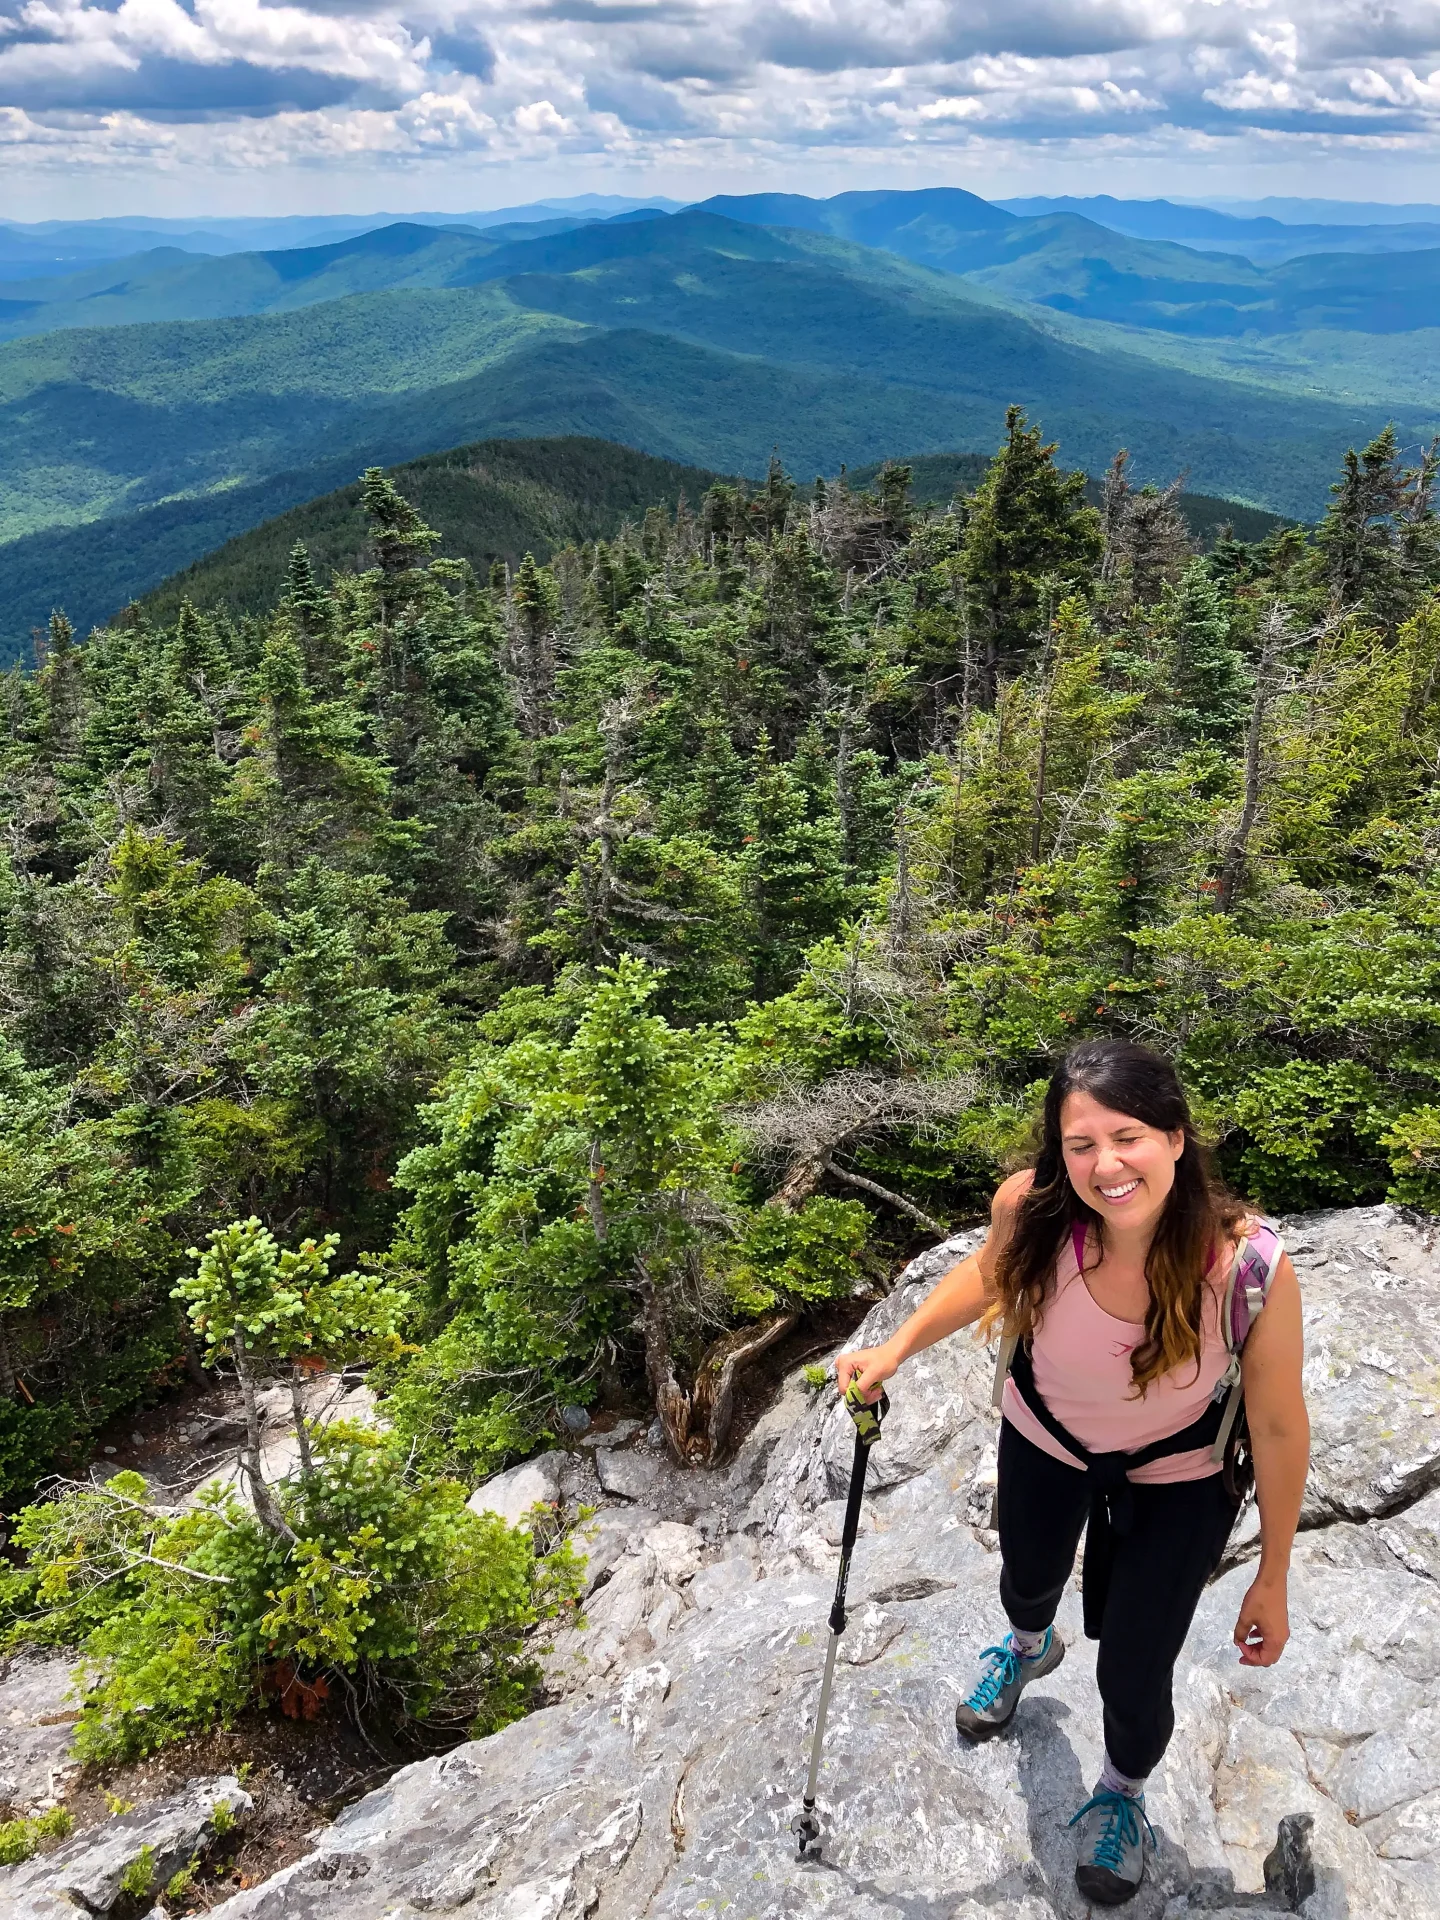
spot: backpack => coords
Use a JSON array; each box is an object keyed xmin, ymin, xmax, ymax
[
  {"xmin": 1210, "ymin": 1216, "xmax": 1285, "ymax": 1497},
  {"xmin": 989, "ymin": 1215, "xmax": 1285, "ymax": 1501}
]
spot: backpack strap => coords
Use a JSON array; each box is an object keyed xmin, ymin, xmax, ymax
[{"xmin": 1209, "ymin": 1219, "xmax": 1284, "ymax": 1464}]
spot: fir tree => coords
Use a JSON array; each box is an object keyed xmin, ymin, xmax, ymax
[
  {"xmin": 742, "ymin": 732, "xmax": 850, "ymax": 994},
  {"xmin": 1160, "ymin": 561, "xmax": 1252, "ymax": 751},
  {"xmin": 960, "ymin": 407, "xmax": 1102, "ymax": 699}
]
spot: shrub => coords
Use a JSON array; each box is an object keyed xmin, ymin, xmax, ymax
[
  {"xmin": 0, "ymin": 1805, "xmax": 73, "ymax": 1866},
  {"xmin": 0, "ymin": 1433, "xmax": 582, "ymax": 1762}
]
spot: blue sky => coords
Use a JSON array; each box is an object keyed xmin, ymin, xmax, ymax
[{"xmin": 5, "ymin": 0, "xmax": 1440, "ymax": 219}]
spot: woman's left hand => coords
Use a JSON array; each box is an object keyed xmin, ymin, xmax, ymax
[{"xmin": 1233, "ymin": 1573, "xmax": 1290, "ymax": 1667}]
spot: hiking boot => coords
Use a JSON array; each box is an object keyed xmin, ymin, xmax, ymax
[
  {"xmin": 954, "ymin": 1626, "xmax": 1065, "ymax": 1742},
  {"xmin": 1068, "ymin": 1785, "xmax": 1156, "ymax": 1905}
]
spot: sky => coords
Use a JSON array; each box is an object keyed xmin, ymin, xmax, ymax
[{"xmin": 5, "ymin": 1, "xmax": 1440, "ymax": 220}]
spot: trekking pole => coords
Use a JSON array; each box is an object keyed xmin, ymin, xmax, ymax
[{"xmin": 792, "ymin": 1377, "xmax": 890, "ymax": 1861}]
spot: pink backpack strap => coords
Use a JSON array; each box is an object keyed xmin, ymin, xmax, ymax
[
  {"xmin": 1224, "ymin": 1219, "xmax": 1284, "ymax": 1355},
  {"xmin": 1208, "ymin": 1219, "xmax": 1284, "ymax": 1466}
]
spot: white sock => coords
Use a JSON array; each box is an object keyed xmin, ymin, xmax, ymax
[
  {"xmin": 1098, "ymin": 1752, "xmax": 1148, "ymax": 1800},
  {"xmin": 1007, "ymin": 1622, "xmax": 1050, "ymax": 1660}
]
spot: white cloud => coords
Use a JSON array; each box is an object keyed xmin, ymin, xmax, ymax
[{"xmin": 4, "ymin": 1, "xmax": 1440, "ymax": 194}]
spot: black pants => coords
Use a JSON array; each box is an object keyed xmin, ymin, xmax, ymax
[{"xmin": 997, "ymin": 1417, "xmax": 1240, "ymax": 1779}]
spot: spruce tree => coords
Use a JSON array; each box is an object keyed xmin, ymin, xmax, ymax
[
  {"xmin": 509, "ymin": 553, "xmax": 560, "ymax": 738},
  {"xmin": 1308, "ymin": 425, "xmax": 1440, "ymax": 624},
  {"xmin": 742, "ymin": 732, "xmax": 850, "ymax": 994},
  {"xmin": 960, "ymin": 407, "xmax": 1102, "ymax": 699},
  {"xmin": 1160, "ymin": 561, "xmax": 1251, "ymax": 751}
]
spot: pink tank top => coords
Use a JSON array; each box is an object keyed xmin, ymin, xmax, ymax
[{"xmin": 1001, "ymin": 1222, "xmax": 1229, "ymax": 1483}]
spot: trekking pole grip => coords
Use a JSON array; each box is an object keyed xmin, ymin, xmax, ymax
[{"xmin": 843, "ymin": 1378, "xmax": 889, "ymax": 1444}]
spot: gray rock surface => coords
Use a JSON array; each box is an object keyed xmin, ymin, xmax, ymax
[
  {"xmin": 578, "ymin": 1418, "xmax": 642, "ymax": 1451},
  {"xmin": 0, "ymin": 1653, "xmax": 81, "ymax": 1811},
  {"xmin": 22, "ymin": 1206, "xmax": 1440, "ymax": 1919},
  {"xmin": 1283, "ymin": 1207, "xmax": 1440, "ymax": 1525},
  {"xmin": 0, "ymin": 1774, "xmax": 251, "ymax": 1916},
  {"xmin": 595, "ymin": 1448, "xmax": 660, "ymax": 1501},
  {"xmin": 465, "ymin": 1452, "xmax": 564, "ymax": 1528}
]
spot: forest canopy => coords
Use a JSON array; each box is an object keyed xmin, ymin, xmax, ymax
[{"xmin": 0, "ymin": 409, "xmax": 1437, "ymax": 1754}]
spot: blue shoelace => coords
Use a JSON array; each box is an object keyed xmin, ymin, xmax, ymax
[
  {"xmin": 1067, "ymin": 1789, "xmax": 1157, "ymax": 1871},
  {"xmin": 964, "ymin": 1629, "xmax": 1047, "ymax": 1712}
]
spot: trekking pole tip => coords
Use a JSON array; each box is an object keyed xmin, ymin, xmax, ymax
[{"xmin": 791, "ymin": 1805, "xmax": 821, "ymax": 1859}]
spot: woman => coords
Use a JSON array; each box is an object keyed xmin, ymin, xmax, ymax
[{"xmin": 836, "ymin": 1039, "xmax": 1309, "ymax": 1907}]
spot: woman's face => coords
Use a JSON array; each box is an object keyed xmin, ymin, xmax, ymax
[{"xmin": 1059, "ymin": 1089, "xmax": 1184, "ymax": 1238}]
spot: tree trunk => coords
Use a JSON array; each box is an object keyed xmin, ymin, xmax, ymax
[
  {"xmin": 825, "ymin": 1161, "xmax": 945, "ymax": 1234},
  {"xmin": 0, "ymin": 1318, "xmax": 15, "ymax": 1399},
  {"xmin": 887, "ymin": 808, "xmax": 915, "ymax": 957},
  {"xmin": 634, "ymin": 1260, "xmax": 798, "ymax": 1466},
  {"xmin": 233, "ymin": 1332, "xmax": 294, "ymax": 1540},
  {"xmin": 289, "ymin": 1364, "xmax": 315, "ymax": 1482},
  {"xmin": 689, "ymin": 1310, "xmax": 799, "ymax": 1461},
  {"xmin": 768, "ymin": 1149, "xmax": 833, "ymax": 1214},
  {"xmin": 587, "ymin": 1139, "xmax": 609, "ymax": 1244},
  {"xmin": 633, "ymin": 1257, "xmax": 694, "ymax": 1460},
  {"xmin": 178, "ymin": 1315, "xmax": 208, "ymax": 1391},
  {"xmin": 1217, "ymin": 666, "xmax": 1269, "ymax": 912}
]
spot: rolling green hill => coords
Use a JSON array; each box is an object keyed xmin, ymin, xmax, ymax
[
  {"xmin": 0, "ymin": 218, "xmax": 595, "ymax": 343},
  {"xmin": 1, "ymin": 208, "xmax": 1428, "ymax": 650},
  {"xmin": 15, "ymin": 191, "xmax": 1440, "ymax": 358},
  {"xmin": 135, "ymin": 437, "xmax": 730, "ymax": 627},
  {"xmin": 699, "ymin": 191, "xmax": 1440, "ymax": 337}
]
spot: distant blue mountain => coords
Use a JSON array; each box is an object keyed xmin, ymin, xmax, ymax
[
  {"xmin": 996, "ymin": 196, "xmax": 1440, "ymax": 264},
  {"xmin": 14, "ymin": 191, "xmax": 1440, "ymax": 349},
  {"xmin": 1201, "ymin": 198, "xmax": 1440, "ymax": 226},
  {"xmin": 0, "ymin": 200, "xmax": 678, "ymax": 280}
]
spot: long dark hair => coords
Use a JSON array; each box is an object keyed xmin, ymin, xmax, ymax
[{"xmin": 992, "ymin": 1039, "xmax": 1245, "ymax": 1392}]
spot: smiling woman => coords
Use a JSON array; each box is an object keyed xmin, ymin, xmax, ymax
[{"xmin": 837, "ymin": 1037, "xmax": 1309, "ymax": 1907}]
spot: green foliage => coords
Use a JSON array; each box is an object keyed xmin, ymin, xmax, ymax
[
  {"xmin": 119, "ymin": 1845, "xmax": 156, "ymax": 1900},
  {"xmin": 175, "ymin": 1219, "xmax": 406, "ymax": 1376},
  {"xmin": 384, "ymin": 956, "xmax": 873, "ymax": 1470},
  {"xmin": 734, "ymin": 1198, "xmax": 870, "ymax": 1313},
  {"xmin": 3, "ymin": 408, "xmax": 1440, "ymax": 1763},
  {"xmin": 0, "ymin": 1806, "xmax": 72, "ymax": 1866},
  {"xmin": 0, "ymin": 1435, "xmax": 582, "ymax": 1761},
  {"xmin": 166, "ymin": 1857, "xmax": 200, "ymax": 1901}
]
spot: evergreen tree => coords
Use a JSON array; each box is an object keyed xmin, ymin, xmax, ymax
[
  {"xmin": 1160, "ymin": 561, "xmax": 1252, "ymax": 751},
  {"xmin": 960, "ymin": 407, "xmax": 1102, "ymax": 698},
  {"xmin": 361, "ymin": 468, "xmax": 443, "ymax": 579},
  {"xmin": 742, "ymin": 733, "xmax": 850, "ymax": 994},
  {"xmin": 1310, "ymin": 425, "xmax": 1440, "ymax": 624},
  {"xmin": 508, "ymin": 553, "xmax": 560, "ymax": 738}
]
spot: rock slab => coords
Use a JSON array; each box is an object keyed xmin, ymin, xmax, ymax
[
  {"xmin": 465, "ymin": 1452, "xmax": 563, "ymax": 1528},
  {"xmin": 0, "ymin": 1774, "xmax": 251, "ymax": 1916},
  {"xmin": 60, "ymin": 1207, "xmax": 1440, "ymax": 1918}
]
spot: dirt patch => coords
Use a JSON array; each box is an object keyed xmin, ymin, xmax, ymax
[{"xmin": 60, "ymin": 1705, "xmax": 429, "ymax": 1910}]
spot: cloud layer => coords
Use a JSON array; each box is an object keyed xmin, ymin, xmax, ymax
[{"xmin": 4, "ymin": 2, "xmax": 1440, "ymax": 194}]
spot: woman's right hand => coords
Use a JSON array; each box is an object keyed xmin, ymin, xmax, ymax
[{"xmin": 835, "ymin": 1341, "xmax": 899, "ymax": 1404}]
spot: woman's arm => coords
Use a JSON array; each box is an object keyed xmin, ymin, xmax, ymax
[
  {"xmin": 1232, "ymin": 1253, "xmax": 1309, "ymax": 1668},
  {"xmin": 835, "ymin": 1170, "xmax": 1032, "ymax": 1402}
]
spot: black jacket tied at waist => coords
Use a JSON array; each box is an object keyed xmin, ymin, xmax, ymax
[{"xmin": 1006, "ymin": 1342, "xmax": 1231, "ymax": 1639}]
